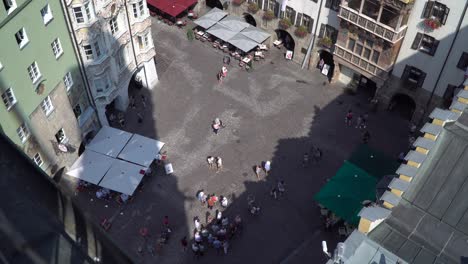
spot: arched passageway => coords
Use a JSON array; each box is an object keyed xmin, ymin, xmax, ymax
[
  {"xmin": 317, "ymin": 50, "xmax": 335, "ymax": 80},
  {"xmin": 243, "ymin": 13, "xmax": 257, "ymax": 27},
  {"xmin": 275, "ymin": 29, "xmax": 295, "ymax": 53},
  {"xmin": 388, "ymin": 93, "xmax": 416, "ymax": 120},
  {"xmin": 206, "ymin": 0, "xmax": 224, "ymax": 9}
]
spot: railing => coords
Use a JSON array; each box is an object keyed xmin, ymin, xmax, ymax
[
  {"xmin": 334, "ymin": 44, "xmax": 392, "ymax": 78},
  {"xmin": 338, "ymin": 5, "xmax": 407, "ymax": 43}
]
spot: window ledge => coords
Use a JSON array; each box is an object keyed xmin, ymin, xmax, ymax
[
  {"xmin": 44, "ymin": 16, "xmax": 54, "ymax": 26},
  {"xmin": 45, "ymin": 108, "xmax": 55, "ymax": 117},
  {"xmin": 32, "ymin": 75, "xmax": 43, "ymax": 85},
  {"xmin": 5, "ymin": 102, "xmax": 17, "ymax": 112},
  {"xmin": 55, "ymin": 51, "xmax": 64, "ymax": 60},
  {"xmin": 20, "ymin": 135, "xmax": 30, "ymax": 144},
  {"xmin": 7, "ymin": 5, "xmax": 17, "ymax": 15},
  {"xmin": 19, "ymin": 40, "xmax": 30, "ymax": 50}
]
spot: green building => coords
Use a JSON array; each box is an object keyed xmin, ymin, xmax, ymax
[{"xmin": 0, "ymin": 0, "xmax": 100, "ymax": 175}]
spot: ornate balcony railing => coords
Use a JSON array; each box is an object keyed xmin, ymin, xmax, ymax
[
  {"xmin": 338, "ymin": 5, "xmax": 407, "ymax": 43},
  {"xmin": 334, "ymin": 43, "xmax": 392, "ymax": 78}
]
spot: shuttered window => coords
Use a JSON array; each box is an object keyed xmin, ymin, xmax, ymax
[
  {"xmin": 295, "ymin": 13, "xmax": 302, "ymax": 26},
  {"xmin": 402, "ymin": 65, "xmax": 426, "ymax": 89},
  {"xmin": 411, "ymin": 32, "xmax": 439, "ymax": 56},
  {"xmin": 422, "ymin": 1, "xmax": 449, "ymax": 25}
]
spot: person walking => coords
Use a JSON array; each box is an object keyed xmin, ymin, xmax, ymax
[
  {"xmin": 355, "ymin": 115, "xmax": 363, "ymax": 129},
  {"xmin": 216, "ymin": 157, "xmax": 223, "ymax": 172},
  {"xmin": 207, "ymin": 156, "xmax": 215, "ymax": 169},
  {"xmin": 221, "ymin": 196, "xmax": 228, "ymax": 208},
  {"xmin": 216, "ymin": 210, "xmax": 222, "ymax": 224},
  {"xmin": 207, "ymin": 194, "xmax": 218, "ymax": 209},
  {"xmin": 194, "ymin": 217, "xmax": 201, "ymax": 231},
  {"xmin": 213, "ymin": 238, "xmax": 222, "ymax": 255},
  {"xmin": 277, "ymin": 180, "xmax": 285, "ymax": 196},
  {"xmin": 270, "ymin": 186, "xmax": 278, "ymax": 200},
  {"xmin": 223, "ymin": 240, "xmax": 229, "ymax": 255},
  {"xmin": 181, "ymin": 236, "xmax": 188, "ymax": 252},
  {"xmin": 362, "ymin": 130, "xmax": 371, "ymax": 144},
  {"xmin": 163, "ymin": 215, "xmax": 169, "ymax": 227},
  {"xmin": 255, "ymin": 165, "xmax": 262, "ymax": 180},
  {"xmin": 264, "ymin": 161, "xmax": 271, "ymax": 176},
  {"xmin": 212, "ymin": 118, "xmax": 224, "ymax": 134},
  {"xmin": 197, "ymin": 190, "xmax": 207, "ymax": 205},
  {"xmin": 302, "ymin": 153, "xmax": 309, "ymax": 167},
  {"xmin": 141, "ymin": 94, "xmax": 147, "ymax": 109},
  {"xmin": 345, "ymin": 110, "xmax": 353, "ymax": 126}
]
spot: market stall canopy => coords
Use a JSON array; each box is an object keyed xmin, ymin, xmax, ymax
[
  {"xmin": 228, "ymin": 33, "xmax": 259, "ymax": 52},
  {"xmin": 147, "ymin": 0, "xmax": 197, "ymax": 17},
  {"xmin": 86, "ymin": 126, "xmax": 132, "ymax": 158},
  {"xmin": 98, "ymin": 159, "xmax": 147, "ymax": 196},
  {"xmin": 193, "ymin": 16, "xmax": 218, "ymax": 29},
  {"xmin": 204, "ymin": 7, "xmax": 228, "ymax": 21},
  {"xmin": 66, "ymin": 150, "xmax": 114, "ymax": 185},
  {"xmin": 207, "ymin": 23, "xmax": 238, "ymax": 41},
  {"xmin": 118, "ymin": 134, "xmax": 165, "ymax": 167},
  {"xmin": 314, "ymin": 161, "xmax": 378, "ymax": 226},
  {"xmin": 217, "ymin": 15, "xmax": 250, "ymax": 32},
  {"xmin": 240, "ymin": 26, "xmax": 270, "ymax": 43}
]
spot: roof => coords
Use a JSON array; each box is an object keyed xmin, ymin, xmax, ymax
[
  {"xmin": 147, "ymin": 0, "xmax": 197, "ymax": 17},
  {"xmin": 404, "ymin": 150, "xmax": 427, "ymax": 164},
  {"xmin": 429, "ymin": 108, "xmax": 460, "ymax": 122},
  {"xmin": 314, "ymin": 161, "xmax": 379, "ymax": 225},
  {"xmin": 329, "ymin": 231, "xmax": 407, "ymax": 264},
  {"xmin": 413, "ymin": 136, "xmax": 435, "ymax": 150},
  {"xmin": 207, "ymin": 23, "xmax": 238, "ymax": 41},
  {"xmin": 98, "ymin": 159, "xmax": 146, "ymax": 196},
  {"xmin": 193, "ymin": 7, "xmax": 227, "ymax": 29},
  {"xmin": 118, "ymin": 134, "xmax": 165, "ymax": 167},
  {"xmin": 217, "ymin": 15, "xmax": 250, "ymax": 32},
  {"xmin": 388, "ymin": 178, "xmax": 410, "ymax": 192},
  {"xmin": 368, "ymin": 114, "xmax": 468, "ymax": 264},
  {"xmin": 240, "ymin": 26, "xmax": 270, "ymax": 43},
  {"xmin": 359, "ymin": 206, "xmax": 392, "ymax": 221},
  {"xmin": 66, "ymin": 149, "xmax": 114, "ymax": 184},
  {"xmin": 380, "ymin": 191, "xmax": 401, "ymax": 206},
  {"xmin": 86, "ymin": 125, "xmax": 132, "ymax": 158},
  {"xmin": 396, "ymin": 164, "xmax": 418, "ymax": 178},
  {"xmin": 457, "ymin": 89, "xmax": 468, "ymax": 99},
  {"xmin": 450, "ymin": 100, "xmax": 467, "ymax": 112},
  {"xmin": 420, "ymin": 123, "xmax": 443, "ymax": 136},
  {"xmin": 228, "ymin": 33, "xmax": 259, "ymax": 52}
]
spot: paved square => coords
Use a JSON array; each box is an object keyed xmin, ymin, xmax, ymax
[{"xmin": 75, "ymin": 20, "xmax": 410, "ymax": 264}]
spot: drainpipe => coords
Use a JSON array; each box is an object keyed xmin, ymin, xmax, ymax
[
  {"xmin": 59, "ymin": 0, "xmax": 103, "ymax": 128},
  {"xmin": 424, "ymin": 1, "xmax": 468, "ymax": 114},
  {"xmin": 301, "ymin": 0, "xmax": 324, "ymax": 69},
  {"xmin": 124, "ymin": 0, "xmax": 150, "ymax": 90}
]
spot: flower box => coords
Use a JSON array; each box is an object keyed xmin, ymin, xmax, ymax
[
  {"xmin": 232, "ymin": 0, "xmax": 245, "ymax": 6},
  {"xmin": 423, "ymin": 18, "xmax": 441, "ymax": 30},
  {"xmin": 294, "ymin": 26, "xmax": 308, "ymax": 38},
  {"xmin": 318, "ymin": 37, "xmax": 333, "ymax": 48},
  {"xmin": 247, "ymin": 3, "xmax": 259, "ymax": 14},
  {"xmin": 278, "ymin": 18, "xmax": 292, "ymax": 30},
  {"xmin": 262, "ymin": 10, "xmax": 275, "ymax": 21}
]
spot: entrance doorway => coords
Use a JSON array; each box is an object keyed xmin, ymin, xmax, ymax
[
  {"xmin": 389, "ymin": 93, "xmax": 416, "ymax": 120},
  {"xmin": 243, "ymin": 13, "xmax": 257, "ymax": 26},
  {"xmin": 317, "ymin": 50, "xmax": 335, "ymax": 80},
  {"xmin": 206, "ymin": 0, "xmax": 224, "ymax": 9},
  {"xmin": 357, "ymin": 76, "xmax": 377, "ymax": 98},
  {"xmin": 275, "ymin": 29, "xmax": 295, "ymax": 54}
]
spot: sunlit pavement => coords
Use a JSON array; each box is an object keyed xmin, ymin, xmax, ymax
[{"xmin": 74, "ymin": 20, "xmax": 410, "ymax": 264}]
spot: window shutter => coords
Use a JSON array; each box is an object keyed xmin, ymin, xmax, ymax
[
  {"xmin": 331, "ymin": 28, "xmax": 338, "ymax": 43},
  {"xmin": 402, "ymin": 65, "xmax": 411, "ymax": 80},
  {"xmin": 274, "ymin": 2, "xmax": 280, "ymax": 17},
  {"xmin": 417, "ymin": 71, "xmax": 426, "ymax": 88},
  {"xmin": 411, "ymin": 33, "xmax": 423, "ymax": 50},
  {"xmin": 295, "ymin": 13, "xmax": 302, "ymax": 26},
  {"xmin": 325, "ymin": 0, "xmax": 331, "ymax": 8},
  {"xmin": 291, "ymin": 9, "xmax": 296, "ymax": 25},
  {"xmin": 308, "ymin": 18, "xmax": 313, "ymax": 33},
  {"xmin": 430, "ymin": 39, "xmax": 439, "ymax": 56},
  {"xmin": 442, "ymin": 7, "xmax": 449, "ymax": 24},
  {"xmin": 280, "ymin": 10, "xmax": 285, "ymax": 18},
  {"xmin": 422, "ymin": 1, "xmax": 433, "ymax": 18},
  {"xmin": 319, "ymin": 24, "xmax": 325, "ymax": 38},
  {"xmin": 258, "ymin": 0, "xmax": 264, "ymax": 11},
  {"xmin": 263, "ymin": 0, "xmax": 268, "ymax": 10}
]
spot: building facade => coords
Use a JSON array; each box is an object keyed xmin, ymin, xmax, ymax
[
  {"xmin": 378, "ymin": 0, "xmax": 468, "ymax": 122},
  {"xmin": 0, "ymin": 0, "xmax": 100, "ymax": 175},
  {"xmin": 61, "ymin": 0, "xmax": 159, "ymax": 126}
]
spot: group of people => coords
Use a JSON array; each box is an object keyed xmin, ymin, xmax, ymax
[
  {"xmin": 254, "ymin": 161, "xmax": 271, "ymax": 180},
  {"xmin": 269, "ymin": 180, "xmax": 286, "ymax": 200},
  {"xmin": 197, "ymin": 190, "xmax": 229, "ymax": 209},
  {"xmin": 302, "ymin": 146, "xmax": 323, "ymax": 168},
  {"xmin": 345, "ymin": 110, "xmax": 371, "ymax": 144},
  {"xmin": 207, "ymin": 156, "xmax": 223, "ymax": 172}
]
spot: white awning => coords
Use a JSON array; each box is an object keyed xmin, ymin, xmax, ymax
[
  {"xmin": 193, "ymin": 7, "xmax": 227, "ymax": 29},
  {"xmin": 98, "ymin": 159, "xmax": 147, "ymax": 196},
  {"xmin": 66, "ymin": 150, "xmax": 114, "ymax": 185},
  {"xmin": 207, "ymin": 23, "xmax": 238, "ymax": 41},
  {"xmin": 86, "ymin": 126, "xmax": 132, "ymax": 158},
  {"xmin": 118, "ymin": 134, "xmax": 165, "ymax": 167},
  {"xmin": 228, "ymin": 33, "xmax": 259, "ymax": 52},
  {"xmin": 240, "ymin": 26, "xmax": 271, "ymax": 43},
  {"xmin": 217, "ymin": 15, "xmax": 250, "ymax": 32}
]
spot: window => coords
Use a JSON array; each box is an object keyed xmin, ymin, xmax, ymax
[
  {"xmin": 73, "ymin": 104, "xmax": 82, "ymax": 118},
  {"xmin": 33, "ymin": 153, "xmax": 43, "ymax": 167},
  {"xmin": 302, "ymin": 15, "xmax": 313, "ymax": 33},
  {"xmin": 110, "ymin": 16, "xmax": 119, "ymax": 35},
  {"xmin": 94, "ymin": 77, "xmax": 111, "ymax": 93},
  {"xmin": 411, "ymin": 33, "xmax": 439, "ymax": 56},
  {"xmin": 267, "ymin": 0, "xmax": 275, "ymax": 11},
  {"xmin": 72, "ymin": 2, "xmax": 93, "ymax": 24},
  {"xmin": 365, "ymin": 39, "xmax": 374, "ymax": 48},
  {"xmin": 118, "ymin": 46, "xmax": 129, "ymax": 69},
  {"xmin": 285, "ymin": 6, "xmax": 295, "ymax": 23},
  {"xmin": 132, "ymin": 0, "xmax": 145, "ymax": 18},
  {"xmin": 51, "ymin": 38, "xmax": 63, "ymax": 58},
  {"xmin": 371, "ymin": 50, "xmax": 380, "ymax": 64},
  {"xmin": 137, "ymin": 33, "xmax": 150, "ymax": 50},
  {"xmin": 17, "ymin": 123, "xmax": 30, "ymax": 143},
  {"xmin": 15, "ymin": 28, "xmax": 29, "ymax": 48},
  {"xmin": 347, "ymin": 38, "xmax": 356, "ymax": 51},
  {"xmin": 402, "ymin": 65, "xmax": 426, "ymax": 89},
  {"xmin": 41, "ymin": 96, "xmax": 54, "ymax": 116},
  {"xmin": 3, "ymin": 0, "xmax": 16, "ymax": 14},
  {"xmin": 83, "ymin": 42, "xmax": 101, "ymax": 61},
  {"xmin": 423, "ymin": 1, "xmax": 449, "ymax": 25},
  {"xmin": 94, "ymin": 41, "xmax": 101, "ymax": 58},
  {"xmin": 457, "ymin": 52, "xmax": 468, "ymax": 70},
  {"xmin": 363, "ymin": 48, "xmax": 371, "ymax": 59},
  {"xmin": 55, "ymin": 128, "xmax": 68, "ymax": 144},
  {"xmin": 27, "ymin": 62, "xmax": 41, "ymax": 83},
  {"xmin": 355, "ymin": 44, "xmax": 363, "ymax": 55},
  {"xmin": 319, "ymin": 24, "xmax": 338, "ymax": 43},
  {"xmin": 325, "ymin": 0, "xmax": 340, "ymax": 12},
  {"xmin": 64, "ymin": 72, "xmax": 73, "ymax": 90},
  {"xmin": 2, "ymin": 88, "xmax": 17, "ymax": 110},
  {"xmin": 40, "ymin": 4, "xmax": 53, "ymax": 24}
]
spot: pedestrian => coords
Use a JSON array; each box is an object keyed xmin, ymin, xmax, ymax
[
  {"xmin": 397, "ymin": 152, "xmax": 406, "ymax": 163},
  {"xmin": 409, "ymin": 123, "xmax": 417, "ymax": 135},
  {"xmin": 362, "ymin": 130, "xmax": 371, "ymax": 144},
  {"xmin": 130, "ymin": 95, "xmax": 136, "ymax": 109},
  {"xmin": 270, "ymin": 186, "xmax": 278, "ymax": 200},
  {"xmin": 223, "ymin": 240, "xmax": 229, "ymax": 255},
  {"xmin": 302, "ymin": 152, "xmax": 309, "ymax": 167},
  {"xmin": 181, "ymin": 236, "xmax": 188, "ymax": 252},
  {"xmin": 221, "ymin": 216, "xmax": 229, "ymax": 227},
  {"xmin": 213, "ymin": 238, "xmax": 222, "ymax": 255},
  {"xmin": 216, "ymin": 157, "xmax": 223, "ymax": 172},
  {"xmin": 212, "ymin": 118, "xmax": 223, "ymax": 134},
  {"xmin": 362, "ymin": 113, "xmax": 369, "ymax": 128},
  {"xmin": 163, "ymin": 215, "xmax": 169, "ymax": 227},
  {"xmin": 264, "ymin": 160, "xmax": 271, "ymax": 175},
  {"xmin": 207, "ymin": 156, "xmax": 215, "ymax": 169},
  {"xmin": 356, "ymin": 115, "xmax": 363, "ymax": 129},
  {"xmin": 207, "ymin": 233, "xmax": 214, "ymax": 246},
  {"xmin": 408, "ymin": 136, "xmax": 416, "ymax": 147},
  {"xmin": 221, "ymin": 196, "xmax": 228, "ymax": 208},
  {"xmin": 197, "ymin": 190, "xmax": 207, "ymax": 205},
  {"xmin": 277, "ymin": 180, "xmax": 285, "ymax": 196},
  {"xmin": 194, "ymin": 231, "xmax": 202, "ymax": 243},
  {"xmin": 192, "ymin": 243, "xmax": 200, "ymax": 258},
  {"xmin": 255, "ymin": 165, "xmax": 262, "ymax": 180},
  {"xmin": 141, "ymin": 94, "xmax": 147, "ymax": 109},
  {"xmin": 313, "ymin": 147, "xmax": 322, "ymax": 163},
  {"xmin": 345, "ymin": 110, "xmax": 353, "ymax": 126},
  {"xmin": 216, "ymin": 210, "xmax": 222, "ymax": 224},
  {"xmin": 211, "ymin": 223, "xmax": 220, "ymax": 234},
  {"xmin": 137, "ymin": 112, "xmax": 143, "ymax": 123},
  {"xmin": 194, "ymin": 217, "xmax": 201, "ymax": 231}
]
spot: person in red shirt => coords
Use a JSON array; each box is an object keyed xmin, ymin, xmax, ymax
[{"xmin": 164, "ymin": 216, "xmax": 169, "ymax": 227}]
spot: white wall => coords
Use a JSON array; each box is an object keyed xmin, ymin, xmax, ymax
[{"xmin": 392, "ymin": 0, "xmax": 466, "ymax": 97}]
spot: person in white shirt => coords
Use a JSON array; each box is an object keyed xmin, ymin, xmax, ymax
[
  {"xmin": 216, "ymin": 157, "xmax": 223, "ymax": 172},
  {"xmin": 197, "ymin": 190, "xmax": 207, "ymax": 205},
  {"xmin": 264, "ymin": 161, "xmax": 271, "ymax": 175},
  {"xmin": 207, "ymin": 156, "xmax": 215, "ymax": 169},
  {"xmin": 221, "ymin": 196, "xmax": 228, "ymax": 207}
]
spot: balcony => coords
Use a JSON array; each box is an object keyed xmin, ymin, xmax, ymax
[
  {"xmin": 338, "ymin": 4, "xmax": 407, "ymax": 43},
  {"xmin": 334, "ymin": 43, "xmax": 391, "ymax": 78}
]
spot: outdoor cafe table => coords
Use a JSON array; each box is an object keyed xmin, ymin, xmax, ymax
[
  {"xmin": 258, "ymin": 44, "xmax": 268, "ymax": 50},
  {"xmin": 242, "ymin": 57, "xmax": 251, "ymax": 63},
  {"xmin": 196, "ymin": 31, "xmax": 205, "ymax": 36},
  {"xmin": 255, "ymin": 51, "xmax": 263, "ymax": 57}
]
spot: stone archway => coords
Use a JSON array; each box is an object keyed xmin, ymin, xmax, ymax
[
  {"xmin": 206, "ymin": 0, "xmax": 224, "ymax": 9},
  {"xmin": 389, "ymin": 93, "xmax": 416, "ymax": 120},
  {"xmin": 317, "ymin": 50, "xmax": 335, "ymax": 80},
  {"xmin": 274, "ymin": 29, "xmax": 295, "ymax": 52},
  {"xmin": 243, "ymin": 13, "xmax": 257, "ymax": 27}
]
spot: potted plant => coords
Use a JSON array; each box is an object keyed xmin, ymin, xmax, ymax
[
  {"xmin": 318, "ymin": 37, "xmax": 333, "ymax": 48},
  {"xmin": 36, "ymin": 83, "xmax": 45, "ymax": 95},
  {"xmin": 294, "ymin": 26, "xmax": 308, "ymax": 38},
  {"xmin": 232, "ymin": 0, "xmax": 245, "ymax": 6},
  {"xmin": 247, "ymin": 3, "xmax": 259, "ymax": 14},
  {"xmin": 262, "ymin": 10, "xmax": 275, "ymax": 26},
  {"xmin": 423, "ymin": 18, "xmax": 441, "ymax": 30},
  {"xmin": 278, "ymin": 18, "xmax": 292, "ymax": 30}
]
